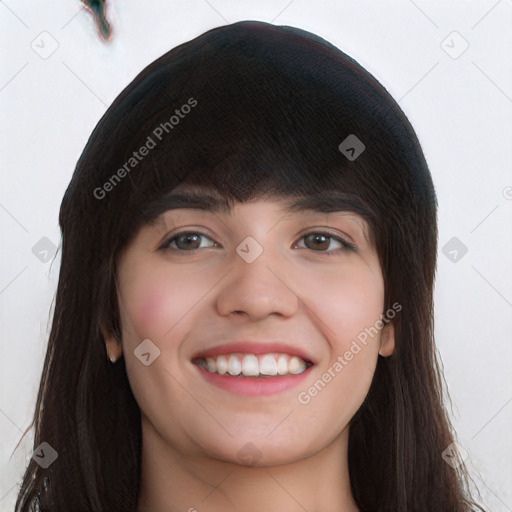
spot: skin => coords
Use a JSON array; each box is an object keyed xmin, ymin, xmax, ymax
[{"xmin": 105, "ymin": 187, "xmax": 395, "ymax": 512}]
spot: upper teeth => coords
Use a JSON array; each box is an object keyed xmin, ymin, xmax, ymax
[{"xmin": 195, "ymin": 353, "xmax": 310, "ymax": 377}]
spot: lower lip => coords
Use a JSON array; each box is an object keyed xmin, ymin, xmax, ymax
[{"xmin": 193, "ymin": 363, "xmax": 313, "ymax": 396}]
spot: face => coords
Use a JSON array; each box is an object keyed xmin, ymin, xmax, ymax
[{"xmin": 109, "ymin": 185, "xmax": 394, "ymax": 467}]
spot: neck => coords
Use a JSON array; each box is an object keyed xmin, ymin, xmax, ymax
[{"xmin": 137, "ymin": 417, "xmax": 360, "ymax": 512}]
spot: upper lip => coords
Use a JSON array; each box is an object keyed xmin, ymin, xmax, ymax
[{"xmin": 192, "ymin": 340, "xmax": 316, "ymax": 364}]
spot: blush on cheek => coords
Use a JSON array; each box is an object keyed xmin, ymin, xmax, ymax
[{"xmin": 132, "ymin": 291, "xmax": 169, "ymax": 335}]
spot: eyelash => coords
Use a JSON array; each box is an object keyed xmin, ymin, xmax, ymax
[{"xmin": 159, "ymin": 230, "xmax": 357, "ymax": 256}]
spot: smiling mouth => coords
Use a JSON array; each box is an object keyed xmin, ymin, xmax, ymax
[{"xmin": 192, "ymin": 352, "xmax": 314, "ymax": 378}]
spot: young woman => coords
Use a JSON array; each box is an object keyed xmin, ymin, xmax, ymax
[{"xmin": 15, "ymin": 20, "xmax": 487, "ymax": 512}]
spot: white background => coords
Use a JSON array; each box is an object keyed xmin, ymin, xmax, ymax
[{"xmin": 1, "ymin": 1, "xmax": 511, "ymax": 511}]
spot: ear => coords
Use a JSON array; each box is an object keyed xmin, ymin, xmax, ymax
[
  {"xmin": 104, "ymin": 327, "xmax": 123, "ymax": 362},
  {"xmin": 378, "ymin": 321, "xmax": 395, "ymax": 357}
]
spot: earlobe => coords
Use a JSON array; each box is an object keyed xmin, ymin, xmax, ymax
[
  {"xmin": 378, "ymin": 321, "xmax": 395, "ymax": 357},
  {"xmin": 104, "ymin": 329, "xmax": 123, "ymax": 363}
]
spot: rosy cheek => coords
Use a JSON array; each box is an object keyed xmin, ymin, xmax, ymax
[{"xmin": 131, "ymin": 290, "xmax": 169, "ymax": 336}]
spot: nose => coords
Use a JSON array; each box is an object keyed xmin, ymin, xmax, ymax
[{"xmin": 216, "ymin": 246, "xmax": 300, "ymax": 321}]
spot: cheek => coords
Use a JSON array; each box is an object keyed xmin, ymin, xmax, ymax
[
  {"xmin": 295, "ymin": 270, "xmax": 384, "ymax": 437},
  {"xmin": 119, "ymin": 267, "xmax": 177, "ymax": 341},
  {"xmin": 135, "ymin": 291, "xmax": 168, "ymax": 332},
  {"xmin": 300, "ymin": 268, "xmax": 384, "ymax": 421},
  {"xmin": 120, "ymin": 264, "xmax": 212, "ymax": 343},
  {"xmin": 303, "ymin": 264, "xmax": 384, "ymax": 345}
]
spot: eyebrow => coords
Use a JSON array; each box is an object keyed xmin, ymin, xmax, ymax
[
  {"xmin": 142, "ymin": 190, "xmax": 234, "ymax": 220},
  {"xmin": 141, "ymin": 189, "xmax": 374, "ymax": 220}
]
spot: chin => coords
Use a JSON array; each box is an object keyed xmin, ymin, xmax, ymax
[{"xmin": 192, "ymin": 431, "xmax": 321, "ymax": 469}]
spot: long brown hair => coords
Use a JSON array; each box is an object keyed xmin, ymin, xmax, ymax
[{"xmin": 15, "ymin": 20, "xmax": 487, "ymax": 512}]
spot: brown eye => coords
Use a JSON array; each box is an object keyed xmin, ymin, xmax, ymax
[
  {"xmin": 295, "ymin": 231, "xmax": 356, "ymax": 255},
  {"xmin": 161, "ymin": 232, "xmax": 216, "ymax": 251},
  {"xmin": 304, "ymin": 233, "xmax": 332, "ymax": 251},
  {"xmin": 160, "ymin": 230, "xmax": 356, "ymax": 255}
]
